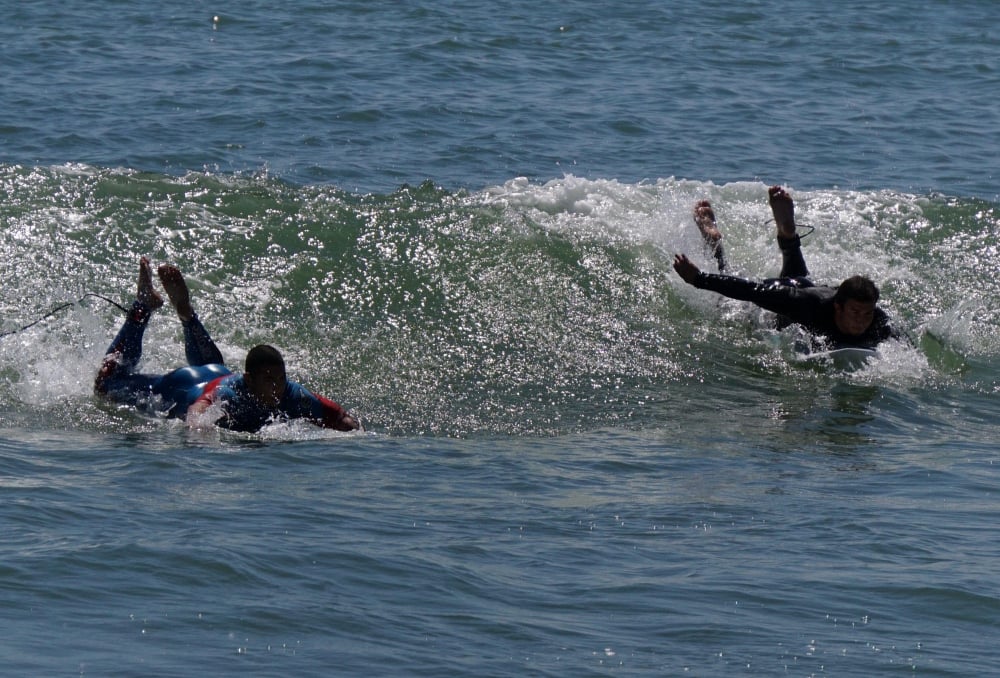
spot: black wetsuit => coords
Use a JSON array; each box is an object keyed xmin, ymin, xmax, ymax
[{"xmin": 693, "ymin": 235, "xmax": 896, "ymax": 350}]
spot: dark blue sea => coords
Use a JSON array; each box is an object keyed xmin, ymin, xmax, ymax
[{"xmin": 2, "ymin": 1, "xmax": 999, "ymax": 675}]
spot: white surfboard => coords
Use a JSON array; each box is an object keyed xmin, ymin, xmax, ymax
[{"xmin": 798, "ymin": 346, "xmax": 878, "ymax": 370}]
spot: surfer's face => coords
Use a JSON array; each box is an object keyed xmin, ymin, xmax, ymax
[
  {"xmin": 245, "ymin": 364, "xmax": 287, "ymax": 407},
  {"xmin": 834, "ymin": 299, "xmax": 875, "ymax": 336}
]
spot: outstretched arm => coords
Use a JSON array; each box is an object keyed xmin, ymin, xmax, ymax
[
  {"xmin": 675, "ymin": 255, "xmax": 819, "ymax": 320},
  {"xmin": 673, "ymin": 253, "xmax": 702, "ymax": 284},
  {"xmin": 309, "ymin": 391, "xmax": 362, "ymax": 431},
  {"xmin": 275, "ymin": 372, "xmax": 362, "ymax": 431}
]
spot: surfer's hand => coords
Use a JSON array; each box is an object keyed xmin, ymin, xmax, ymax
[{"xmin": 673, "ymin": 253, "xmax": 701, "ymax": 284}]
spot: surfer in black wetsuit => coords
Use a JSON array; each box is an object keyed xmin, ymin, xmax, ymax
[{"xmin": 673, "ymin": 185, "xmax": 898, "ymax": 350}]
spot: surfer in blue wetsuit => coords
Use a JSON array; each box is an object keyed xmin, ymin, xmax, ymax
[
  {"xmin": 94, "ymin": 258, "xmax": 361, "ymax": 432},
  {"xmin": 673, "ymin": 186, "xmax": 899, "ymax": 350}
]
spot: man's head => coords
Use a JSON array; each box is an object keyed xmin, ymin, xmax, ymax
[
  {"xmin": 244, "ymin": 344, "xmax": 287, "ymax": 407},
  {"xmin": 833, "ymin": 275, "xmax": 879, "ymax": 336}
]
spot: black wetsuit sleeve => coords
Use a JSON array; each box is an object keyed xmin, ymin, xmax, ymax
[{"xmin": 692, "ymin": 272, "xmax": 824, "ymax": 320}]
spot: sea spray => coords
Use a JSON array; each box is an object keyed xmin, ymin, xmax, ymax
[{"xmin": 2, "ymin": 164, "xmax": 997, "ymax": 436}]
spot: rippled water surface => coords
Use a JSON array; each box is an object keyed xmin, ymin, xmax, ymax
[{"xmin": 2, "ymin": 1, "xmax": 999, "ymax": 675}]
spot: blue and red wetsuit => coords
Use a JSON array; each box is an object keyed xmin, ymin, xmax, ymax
[
  {"xmin": 95, "ymin": 300, "xmax": 352, "ymax": 432},
  {"xmin": 191, "ymin": 373, "xmax": 352, "ymax": 433}
]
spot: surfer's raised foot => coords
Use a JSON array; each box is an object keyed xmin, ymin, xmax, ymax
[
  {"xmin": 693, "ymin": 199, "xmax": 727, "ymax": 272},
  {"xmin": 768, "ymin": 185, "xmax": 797, "ymax": 239},
  {"xmin": 137, "ymin": 257, "xmax": 164, "ymax": 311},
  {"xmin": 157, "ymin": 264, "xmax": 194, "ymax": 322},
  {"xmin": 693, "ymin": 200, "xmax": 723, "ymax": 246}
]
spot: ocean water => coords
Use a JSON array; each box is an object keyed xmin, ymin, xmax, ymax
[{"xmin": 2, "ymin": 1, "xmax": 999, "ymax": 675}]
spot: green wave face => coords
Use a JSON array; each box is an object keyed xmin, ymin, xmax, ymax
[{"xmin": 2, "ymin": 165, "xmax": 998, "ymax": 436}]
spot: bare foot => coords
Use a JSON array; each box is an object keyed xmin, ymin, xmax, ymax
[
  {"xmin": 768, "ymin": 185, "xmax": 797, "ymax": 239},
  {"xmin": 137, "ymin": 257, "xmax": 164, "ymax": 310},
  {"xmin": 693, "ymin": 200, "xmax": 723, "ymax": 246},
  {"xmin": 157, "ymin": 264, "xmax": 194, "ymax": 322}
]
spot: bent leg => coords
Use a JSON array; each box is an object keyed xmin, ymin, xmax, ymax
[
  {"xmin": 768, "ymin": 185, "xmax": 810, "ymax": 282},
  {"xmin": 95, "ymin": 258, "xmax": 164, "ymax": 396},
  {"xmin": 100, "ymin": 301, "xmax": 153, "ymax": 373},
  {"xmin": 97, "ymin": 370, "xmax": 164, "ymax": 408},
  {"xmin": 94, "ymin": 301, "xmax": 163, "ymax": 400},
  {"xmin": 158, "ymin": 263, "xmax": 225, "ymax": 367},
  {"xmin": 778, "ymin": 236, "xmax": 810, "ymax": 280},
  {"xmin": 183, "ymin": 314, "xmax": 225, "ymax": 366},
  {"xmin": 693, "ymin": 200, "xmax": 727, "ymax": 273}
]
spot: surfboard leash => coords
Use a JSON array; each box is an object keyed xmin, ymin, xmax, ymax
[
  {"xmin": 763, "ymin": 218, "xmax": 815, "ymax": 239},
  {"xmin": 0, "ymin": 293, "xmax": 129, "ymax": 339}
]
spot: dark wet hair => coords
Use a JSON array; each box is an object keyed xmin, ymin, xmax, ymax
[
  {"xmin": 245, "ymin": 344, "xmax": 285, "ymax": 375},
  {"xmin": 834, "ymin": 275, "xmax": 880, "ymax": 305}
]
